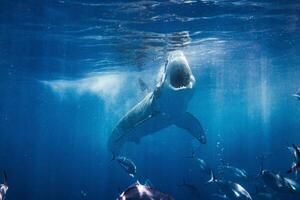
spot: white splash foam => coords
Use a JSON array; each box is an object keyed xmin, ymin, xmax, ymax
[
  {"xmin": 42, "ymin": 72, "xmax": 125, "ymax": 100},
  {"xmin": 41, "ymin": 69, "xmax": 159, "ymax": 116}
]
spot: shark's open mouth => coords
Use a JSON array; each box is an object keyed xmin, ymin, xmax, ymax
[{"xmin": 169, "ymin": 64, "xmax": 191, "ymax": 88}]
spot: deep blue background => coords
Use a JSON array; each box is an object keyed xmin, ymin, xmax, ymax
[{"xmin": 1, "ymin": 0, "xmax": 300, "ymax": 199}]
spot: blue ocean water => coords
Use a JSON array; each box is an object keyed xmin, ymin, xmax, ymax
[{"xmin": 0, "ymin": 0, "xmax": 300, "ymax": 199}]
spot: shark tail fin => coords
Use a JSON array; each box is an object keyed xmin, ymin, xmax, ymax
[
  {"xmin": 3, "ymin": 170, "xmax": 7, "ymax": 185},
  {"xmin": 207, "ymin": 170, "xmax": 216, "ymax": 183}
]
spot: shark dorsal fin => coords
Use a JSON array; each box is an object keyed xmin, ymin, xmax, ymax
[{"xmin": 138, "ymin": 78, "xmax": 150, "ymax": 93}]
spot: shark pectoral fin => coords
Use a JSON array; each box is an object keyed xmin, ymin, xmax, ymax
[
  {"xmin": 174, "ymin": 112, "xmax": 207, "ymax": 144},
  {"xmin": 138, "ymin": 78, "xmax": 150, "ymax": 93}
]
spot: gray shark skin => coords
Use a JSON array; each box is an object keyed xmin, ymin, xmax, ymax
[
  {"xmin": 107, "ymin": 51, "xmax": 207, "ymax": 156},
  {"xmin": 117, "ymin": 181, "xmax": 174, "ymax": 200},
  {"xmin": 0, "ymin": 171, "xmax": 8, "ymax": 200},
  {"xmin": 208, "ymin": 170, "xmax": 252, "ymax": 200},
  {"xmin": 113, "ymin": 156, "xmax": 137, "ymax": 177}
]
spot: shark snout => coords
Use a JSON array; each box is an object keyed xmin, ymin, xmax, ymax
[
  {"xmin": 170, "ymin": 64, "xmax": 191, "ymax": 88},
  {"xmin": 166, "ymin": 51, "xmax": 194, "ymax": 90}
]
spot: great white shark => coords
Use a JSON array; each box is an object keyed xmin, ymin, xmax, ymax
[{"xmin": 107, "ymin": 51, "xmax": 207, "ymax": 155}]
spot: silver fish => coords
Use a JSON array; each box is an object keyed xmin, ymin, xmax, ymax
[
  {"xmin": 260, "ymin": 169, "xmax": 300, "ymax": 194},
  {"xmin": 117, "ymin": 181, "xmax": 174, "ymax": 200},
  {"xmin": 287, "ymin": 144, "xmax": 300, "ymax": 174},
  {"xmin": 293, "ymin": 89, "xmax": 300, "ymax": 100},
  {"xmin": 208, "ymin": 170, "xmax": 252, "ymax": 200},
  {"xmin": 218, "ymin": 163, "xmax": 248, "ymax": 181},
  {"xmin": 113, "ymin": 156, "xmax": 137, "ymax": 177},
  {"xmin": 186, "ymin": 151, "xmax": 210, "ymax": 175},
  {"xmin": 0, "ymin": 171, "xmax": 8, "ymax": 200}
]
